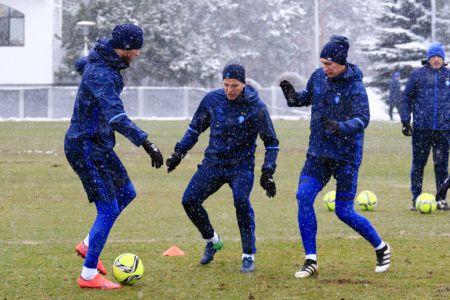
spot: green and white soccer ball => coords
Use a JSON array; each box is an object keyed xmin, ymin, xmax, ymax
[
  {"xmin": 323, "ymin": 191, "xmax": 336, "ymax": 211},
  {"xmin": 356, "ymin": 190, "xmax": 378, "ymax": 211},
  {"xmin": 113, "ymin": 253, "xmax": 144, "ymax": 285},
  {"xmin": 415, "ymin": 193, "xmax": 437, "ymax": 214}
]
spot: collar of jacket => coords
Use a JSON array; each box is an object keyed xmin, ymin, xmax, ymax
[
  {"xmin": 90, "ymin": 38, "xmax": 129, "ymax": 71},
  {"xmin": 421, "ymin": 59, "xmax": 448, "ymax": 67}
]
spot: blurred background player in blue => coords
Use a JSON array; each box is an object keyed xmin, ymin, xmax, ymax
[
  {"xmin": 280, "ymin": 35, "xmax": 390, "ymax": 278},
  {"xmin": 388, "ymin": 71, "xmax": 402, "ymax": 121},
  {"xmin": 166, "ymin": 64, "xmax": 279, "ymax": 273},
  {"xmin": 64, "ymin": 24, "xmax": 164, "ymax": 289},
  {"xmin": 401, "ymin": 42, "xmax": 450, "ymax": 211}
]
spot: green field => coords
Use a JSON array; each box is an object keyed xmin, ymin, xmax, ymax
[{"xmin": 1, "ymin": 120, "xmax": 449, "ymax": 299}]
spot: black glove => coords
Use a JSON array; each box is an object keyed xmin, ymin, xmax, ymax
[
  {"xmin": 166, "ymin": 152, "xmax": 184, "ymax": 173},
  {"xmin": 402, "ymin": 122, "xmax": 412, "ymax": 136},
  {"xmin": 260, "ymin": 171, "xmax": 276, "ymax": 198},
  {"xmin": 142, "ymin": 140, "xmax": 164, "ymax": 168},
  {"xmin": 279, "ymin": 80, "xmax": 299, "ymax": 106},
  {"xmin": 322, "ymin": 117, "xmax": 341, "ymax": 136}
]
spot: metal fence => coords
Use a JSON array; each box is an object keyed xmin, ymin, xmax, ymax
[{"xmin": 0, "ymin": 86, "xmax": 310, "ymax": 119}]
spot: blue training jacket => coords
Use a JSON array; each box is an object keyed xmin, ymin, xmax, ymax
[
  {"xmin": 65, "ymin": 38, "xmax": 148, "ymax": 155},
  {"xmin": 290, "ymin": 63, "xmax": 369, "ymax": 166},
  {"xmin": 401, "ymin": 63, "xmax": 450, "ymax": 130},
  {"xmin": 389, "ymin": 76, "xmax": 401, "ymax": 105},
  {"xmin": 175, "ymin": 85, "xmax": 279, "ymax": 173}
]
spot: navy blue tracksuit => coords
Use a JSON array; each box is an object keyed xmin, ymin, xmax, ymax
[
  {"xmin": 401, "ymin": 63, "xmax": 450, "ymax": 201},
  {"xmin": 388, "ymin": 76, "xmax": 401, "ymax": 120},
  {"xmin": 289, "ymin": 63, "xmax": 382, "ymax": 255},
  {"xmin": 64, "ymin": 38, "xmax": 150, "ymax": 270},
  {"xmin": 65, "ymin": 39, "xmax": 148, "ymax": 204},
  {"xmin": 175, "ymin": 85, "xmax": 279, "ymax": 254}
]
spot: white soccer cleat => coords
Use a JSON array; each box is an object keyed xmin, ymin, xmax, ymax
[
  {"xmin": 294, "ymin": 259, "xmax": 318, "ymax": 278},
  {"xmin": 375, "ymin": 243, "xmax": 391, "ymax": 273}
]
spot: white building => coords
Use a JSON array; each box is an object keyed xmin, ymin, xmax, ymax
[{"xmin": 0, "ymin": 0, "xmax": 62, "ymax": 85}]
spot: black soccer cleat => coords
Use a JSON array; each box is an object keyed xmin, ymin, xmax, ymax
[
  {"xmin": 294, "ymin": 259, "xmax": 318, "ymax": 278},
  {"xmin": 436, "ymin": 200, "xmax": 450, "ymax": 211},
  {"xmin": 375, "ymin": 243, "xmax": 391, "ymax": 273}
]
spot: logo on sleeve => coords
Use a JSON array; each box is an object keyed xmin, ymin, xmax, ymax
[
  {"xmin": 445, "ymin": 79, "xmax": 450, "ymax": 87},
  {"xmin": 238, "ymin": 115, "xmax": 245, "ymax": 123}
]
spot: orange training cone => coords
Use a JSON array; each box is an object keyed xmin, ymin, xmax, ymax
[{"xmin": 162, "ymin": 245, "xmax": 186, "ymax": 256}]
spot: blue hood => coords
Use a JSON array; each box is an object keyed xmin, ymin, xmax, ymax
[
  {"xmin": 75, "ymin": 56, "xmax": 88, "ymax": 75},
  {"xmin": 74, "ymin": 39, "xmax": 129, "ymax": 74}
]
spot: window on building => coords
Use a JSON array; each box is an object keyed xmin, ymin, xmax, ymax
[{"xmin": 0, "ymin": 4, "xmax": 25, "ymax": 46}]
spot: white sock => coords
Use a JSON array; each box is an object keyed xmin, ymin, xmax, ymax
[
  {"xmin": 83, "ymin": 234, "xmax": 89, "ymax": 247},
  {"xmin": 375, "ymin": 241, "xmax": 386, "ymax": 251},
  {"xmin": 207, "ymin": 232, "xmax": 219, "ymax": 244},
  {"xmin": 81, "ymin": 266, "xmax": 98, "ymax": 280},
  {"xmin": 242, "ymin": 253, "xmax": 254, "ymax": 260},
  {"xmin": 305, "ymin": 254, "xmax": 317, "ymax": 261}
]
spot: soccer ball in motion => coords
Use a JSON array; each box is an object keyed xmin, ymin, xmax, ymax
[
  {"xmin": 323, "ymin": 191, "xmax": 336, "ymax": 211},
  {"xmin": 356, "ymin": 190, "xmax": 378, "ymax": 211},
  {"xmin": 113, "ymin": 253, "xmax": 144, "ymax": 285},
  {"xmin": 415, "ymin": 193, "xmax": 437, "ymax": 214}
]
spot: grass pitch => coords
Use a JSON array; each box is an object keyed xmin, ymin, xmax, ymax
[{"xmin": 1, "ymin": 120, "xmax": 449, "ymax": 299}]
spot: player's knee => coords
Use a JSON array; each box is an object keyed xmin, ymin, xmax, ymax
[
  {"xmin": 118, "ymin": 181, "xmax": 137, "ymax": 202},
  {"xmin": 296, "ymin": 188, "xmax": 316, "ymax": 211},
  {"xmin": 97, "ymin": 206, "xmax": 120, "ymax": 221},
  {"xmin": 335, "ymin": 206, "xmax": 354, "ymax": 223},
  {"xmin": 181, "ymin": 191, "xmax": 200, "ymax": 209},
  {"xmin": 233, "ymin": 197, "xmax": 251, "ymax": 212}
]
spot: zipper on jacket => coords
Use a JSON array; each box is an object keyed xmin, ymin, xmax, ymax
[{"xmin": 433, "ymin": 71, "xmax": 438, "ymax": 130}]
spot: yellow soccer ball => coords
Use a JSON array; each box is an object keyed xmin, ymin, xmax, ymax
[
  {"xmin": 112, "ymin": 253, "xmax": 144, "ymax": 285},
  {"xmin": 415, "ymin": 193, "xmax": 437, "ymax": 214},
  {"xmin": 323, "ymin": 191, "xmax": 336, "ymax": 211},
  {"xmin": 356, "ymin": 190, "xmax": 378, "ymax": 211}
]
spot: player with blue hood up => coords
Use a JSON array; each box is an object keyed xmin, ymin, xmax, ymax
[{"xmin": 65, "ymin": 23, "xmax": 164, "ymax": 289}]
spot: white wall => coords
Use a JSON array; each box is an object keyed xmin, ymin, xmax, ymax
[{"xmin": 0, "ymin": 0, "xmax": 56, "ymax": 85}]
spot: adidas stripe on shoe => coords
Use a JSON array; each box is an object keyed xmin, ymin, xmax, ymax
[
  {"xmin": 375, "ymin": 243, "xmax": 391, "ymax": 273},
  {"xmin": 294, "ymin": 259, "xmax": 318, "ymax": 278}
]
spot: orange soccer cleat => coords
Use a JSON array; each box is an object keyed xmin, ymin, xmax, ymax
[
  {"xmin": 75, "ymin": 242, "xmax": 108, "ymax": 275},
  {"xmin": 77, "ymin": 274, "xmax": 121, "ymax": 289}
]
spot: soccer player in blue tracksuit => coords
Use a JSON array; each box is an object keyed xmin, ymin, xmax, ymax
[
  {"xmin": 64, "ymin": 24, "xmax": 164, "ymax": 289},
  {"xmin": 401, "ymin": 42, "xmax": 450, "ymax": 211},
  {"xmin": 166, "ymin": 64, "xmax": 279, "ymax": 273},
  {"xmin": 388, "ymin": 71, "xmax": 402, "ymax": 121},
  {"xmin": 280, "ymin": 36, "xmax": 390, "ymax": 278}
]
